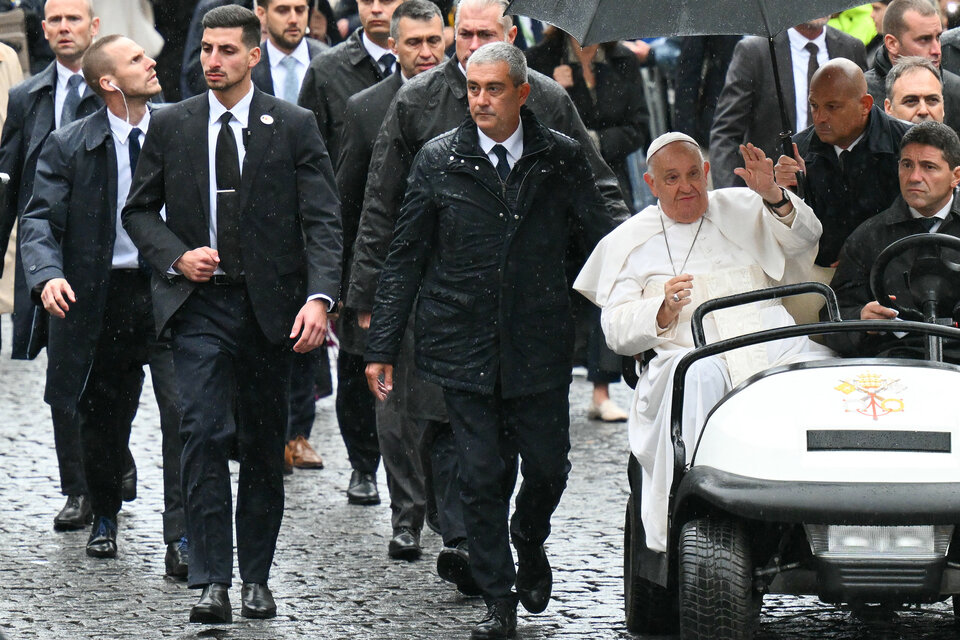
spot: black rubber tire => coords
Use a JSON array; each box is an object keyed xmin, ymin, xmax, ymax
[
  {"xmin": 624, "ymin": 495, "xmax": 679, "ymax": 634},
  {"xmin": 678, "ymin": 518, "xmax": 759, "ymax": 640},
  {"xmin": 953, "ymin": 594, "xmax": 960, "ymax": 621}
]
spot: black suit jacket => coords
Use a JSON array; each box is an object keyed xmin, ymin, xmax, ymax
[
  {"xmin": 824, "ymin": 194, "xmax": 960, "ymax": 362},
  {"xmin": 336, "ymin": 70, "xmax": 402, "ymax": 291},
  {"xmin": 0, "ymin": 61, "xmax": 102, "ymax": 358},
  {"xmin": 251, "ymin": 38, "xmax": 327, "ymax": 97},
  {"xmin": 297, "ymin": 27, "xmax": 385, "ymax": 161},
  {"xmin": 710, "ymin": 27, "xmax": 867, "ymax": 188},
  {"xmin": 19, "ymin": 107, "xmax": 134, "ymax": 409},
  {"xmin": 122, "ymin": 88, "xmax": 342, "ymax": 343}
]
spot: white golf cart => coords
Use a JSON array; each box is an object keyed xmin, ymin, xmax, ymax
[{"xmin": 623, "ymin": 234, "xmax": 960, "ymax": 638}]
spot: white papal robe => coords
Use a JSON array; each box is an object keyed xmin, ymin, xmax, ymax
[{"xmin": 574, "ymin": 187, "xmax": 834, "ymax": 552}]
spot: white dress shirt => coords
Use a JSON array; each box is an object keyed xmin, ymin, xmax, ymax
[
  {"xmin": 477, "ymin": 121, "xmax": 524, "ymax": 172},
  {"xmin": 909, "ymin": 194, "xmax": 953, "ymax": 232},
  {"xmin": 108, "ymin": 108, "xmax": 151, "ymax": 269},
  {"xmin": 54, "ymin": 61, "xmax": 88, "ymax": 129},
  {"xmin": 362, "ymin": 31, "xmax": 394, "ymax": 74},
  {"xmin": 788, "ymin": 27, "xmax": 828, "ymax": 132},
  {"xmin": 267, "ymin": 38, "xmax": 310, "ymax": 100}
]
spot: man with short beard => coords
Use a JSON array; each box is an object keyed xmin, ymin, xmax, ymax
[{"xmin": 252, "ymin": 0, "xmax": 327, "ymax": 101}]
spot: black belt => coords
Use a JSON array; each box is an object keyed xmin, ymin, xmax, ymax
[{"xmin": 207, "ymin": 274, "xmax": 245, "ymax": 286}]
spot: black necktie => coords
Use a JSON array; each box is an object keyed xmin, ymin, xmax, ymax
[
  {"xmin": 61, "ymin": 74, "xmax": 84, "ymax": 127},
  {"xmin": 839, "ymin": 149, "xmax": 850, "ymax": 172},
  {"xmin": 128, "ymin": 128, "xmax": 142, "ymax": 175},
  {"xmin": 378, "ymin": 53, "xmax": 396, "ymax": 79},
  {"xmin": 492, "ymin": 144, "xmax": 510, "ymax": 182},
  {"xmin": 919, "ymin": 217, "xmax": 938, "ymax": 232},
  {"xmin": 804, "ymin": 42, "xmax": 819, "ymax": 126},
  {"xmin": 215, "ymin": 112, "xmax": 242, "ymax": 279}
]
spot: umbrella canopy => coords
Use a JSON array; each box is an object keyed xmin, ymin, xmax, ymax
[{"xmin": 506, "ymin": 0, "xmax": 866, "ymax": 45}]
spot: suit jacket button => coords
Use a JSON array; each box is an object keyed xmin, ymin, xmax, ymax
[{"xmin": 29, "ymin": 265, "xmax": 36, "ymax": 272}]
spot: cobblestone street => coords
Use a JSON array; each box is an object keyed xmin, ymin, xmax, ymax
[{"xmin": 1, "ymin": 320, "xmax": 958, "ymax": 639}]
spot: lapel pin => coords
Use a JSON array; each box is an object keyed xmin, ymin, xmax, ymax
[{"xmin": 260, "ymin": 114, "xmax": 274, "ymax": 125}]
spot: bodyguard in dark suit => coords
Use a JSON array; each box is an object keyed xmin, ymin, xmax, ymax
[
  {"xmin": 253, "ymin": 0, "xmax": 329, "ymax": 471},
  {"xmin": 337, "ymin": 0, "xmax": 447, "ymax": 563},
  {"xmin": 774, "ymin": 60, "xmax": 910, "ymax": 267},
  {"xmin": 298, "ymin": 0, "xmax": 404, "ymax": 507},
  {"xmin": 251, "ymin": 0, "xmax": 327, "ymax": 100},
  {"xmin": 0, "ymin": 0, "xmax": 105, "ymax": 530},
  {"xmin": 824, "ymin": 121, "xmax": 960, "ymax": 361},
  {"xmin": 18, "ymin": 35, "xmax": 187, "ymax": 576},
  {"xmin": 710, "ymin": 21, "xmax": 867, "ymax": 188},
  {"xmin": 366, "ymin": 43, "xmax": 624, "ymax": 639},
  {"xmin": 181, "ymin": 0, "xmax": 253, "ymax": 98},
  {"xmin": 122, "ymin": 6, "xmax": 341, "ymax": 622}
]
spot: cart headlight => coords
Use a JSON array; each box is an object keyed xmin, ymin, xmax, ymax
[{"xmin": 804, "ymin": 525, "xmax": 953, "ymax": 559}]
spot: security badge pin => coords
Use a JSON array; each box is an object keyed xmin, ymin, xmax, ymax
[{"xmin": 260, "ymin": 114, "xmax": 274, "ymax": 125}]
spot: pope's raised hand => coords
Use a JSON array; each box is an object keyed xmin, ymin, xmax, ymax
[{"xmin": 735, "ymin": 143, "xmax": 782, "ymax": 203}]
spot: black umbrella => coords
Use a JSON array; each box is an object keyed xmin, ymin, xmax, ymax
[{"xmin": 507, "ymin": 0, "xmax": 866, "ymax": 184}]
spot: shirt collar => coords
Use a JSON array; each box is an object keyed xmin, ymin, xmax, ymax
[
  {"xmin": 107, "ymin": 107, "xmax": 151, "ymax": 143},
  {"xmin": 208, "ymin": 84, "xmax": 255, "ymax": 127},
  {"xmin": 476, "ymin": 120, "xmax": 524, "ymax": 159},
  {"xmin": 458, "ymin": 61, "xmax": 467, "ymax": 77},
  {"xmin": 56, "ymin": 60, "xmax": 83, "ymax": 93},
  {"xmin": 787, "ymin": 26, "xmax": 827, "ymax": 54},
  {"xmin": 909, "ymin": 194, "xmax": 954, "ymax": 221},
  {"xmin": 361, "ymin": 31, "xmax": 391, "ymax": 63},
  {"xmin": 267, "ymin": 37, "xmax": 310, "ymax": 69},
  {"xmin": 834, "ymin": 129, "xmax": 866, "ymax": 155}
]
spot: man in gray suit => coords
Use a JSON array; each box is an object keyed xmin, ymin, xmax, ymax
[{"xmin": 710, "ymin": 18, "xmax": 866, "ymax": 188}]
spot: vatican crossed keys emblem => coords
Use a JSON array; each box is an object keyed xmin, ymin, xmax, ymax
[{"xmin": 834, "ymin": 372, "xmax": 905, "ymax": 421}]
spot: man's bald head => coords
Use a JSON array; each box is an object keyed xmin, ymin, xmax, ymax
[
  {"xmin": 807, "ymin": 58, "xmax": 874, "ymax": 148},
  {"xmin": 810, "ymin": 58, "xmax": 868, "ymax": 99}
]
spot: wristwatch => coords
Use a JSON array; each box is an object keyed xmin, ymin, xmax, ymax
[{"xmin": 764, "ymin": 187, "xmax": 790, "ymax": 210}]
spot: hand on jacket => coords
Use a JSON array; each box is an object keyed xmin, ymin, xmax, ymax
[{"xmin": 174, "ymin": 247, "xmax": 219, "ymax": 282}]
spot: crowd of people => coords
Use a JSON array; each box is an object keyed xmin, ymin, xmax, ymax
[{"xmin": 3, "ymin": 0, "xmax": 960, "ymax": 638}]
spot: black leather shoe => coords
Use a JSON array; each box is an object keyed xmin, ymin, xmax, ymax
[
  {"xmin": 346, "ymin": 469, "xmax": 380, "ymax": 505},
  {"xmin": 471, "ymin": 600, "xmax": 517, "ymax": 639},
  {"xmin": 515, "ymin": 544, "xmax": 552, "ymax": 614},
  {"xmin": 165, "ymin": 537, "xmax": 189, "ymax": 579},
  {"xmin": 240, "ymin": 582, "xmax": 277, "ymax": 619},
  {"xmin": 388, "ymin": 527, "xmax": 422, "ymax": 560},
  {"xmin": 190, "ymin": 584, "xmax": 232, "ymax": 623},
  {"xmin": 121, "ymin": 463, "xmax": 137, "ymax": 502},
  {"xmin": 85, "ymin": 516, "xmax": 118, "ymax": 558},
  {"xmin": 437, "ymin": 540, "xmax": 481, "ymax": 596},
  {"xmin": 54, "ymin": 494, "xmax": 92, "ymax": 531}
]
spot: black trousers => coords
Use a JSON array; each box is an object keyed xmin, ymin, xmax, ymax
[
  {"xmin": 444, "ymin": 384, "xmax": 571, "ymax": 603},
  {"xmin": 52, "ymin": 405, "xmax": 85, "ymax": 496},
  {"xmin": 287, "ymin": 350, "xmax": 318, "ymax": 440},
  {"xmin": 335, "ymin": 350, "xmax": 380, "ymax": 474},
  {"xmin": 421, "ymin": 418, "xmax": 469, "ymax": 545},
  {"xmin": 170, "ymin": 284, "xmax": 290, "ymax": 588},
  {"xmin": 78, "ymin": 270, "xmax": 184, "ymax": 541}
]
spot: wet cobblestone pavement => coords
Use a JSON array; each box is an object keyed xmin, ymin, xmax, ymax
[{"xmin": 0, "ymin": 320, "xmax": 958, "ymax": 639}]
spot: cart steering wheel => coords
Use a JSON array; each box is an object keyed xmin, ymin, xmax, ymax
[{"xmin": 869, "ymin": 233, "xmax": 960, "ymax": 323}]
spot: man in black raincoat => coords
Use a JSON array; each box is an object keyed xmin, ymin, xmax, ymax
[{"xmin": 365, "ymin": 43, "xmax": 623, "ymax": 640}]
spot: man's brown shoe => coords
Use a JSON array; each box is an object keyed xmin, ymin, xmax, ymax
[
  {"xmin": 283, "ymin": 443, "xmax": 294, "ymax": 475},
  {"xmin": 290, "ymin": 435, "xmax": 324, "ymax": 469}
]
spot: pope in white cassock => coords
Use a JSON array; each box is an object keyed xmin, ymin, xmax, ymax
[{"xmin": 574, "ymin": 132, "xmax": 833, "ymax": 553}]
